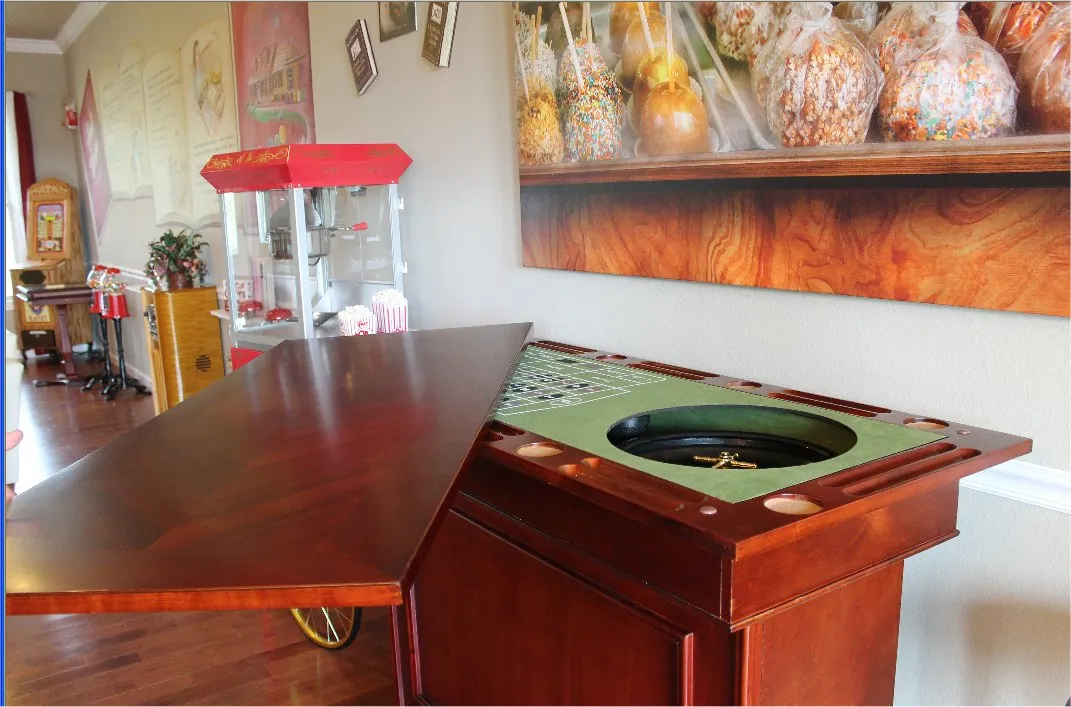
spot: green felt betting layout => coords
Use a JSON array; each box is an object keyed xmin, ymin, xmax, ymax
[{"xmin": 494, "ymin": 347, "xmax": 945, "ymax": 503}]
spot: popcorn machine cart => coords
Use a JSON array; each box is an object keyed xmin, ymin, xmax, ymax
[{"xmin": 200, "ymin": 144, "xmax": 413, "ymax": 370}]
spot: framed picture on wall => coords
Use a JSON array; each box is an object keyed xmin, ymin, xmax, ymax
[
  {"xmin": 346, "ymin": 18, "xmax": 379, "ymax": 95},
  {"xmin": 379, "ymin": 2, "xmax": 417, "ymax": 41}
]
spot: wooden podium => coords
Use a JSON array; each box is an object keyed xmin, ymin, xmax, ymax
[
  {"xmin": 15, "ymin": 284, "xmax": 92, "ymax": 387},
  {"xmin": 10, "ymin": 179, "xmax": 91, "ymax": 358}
]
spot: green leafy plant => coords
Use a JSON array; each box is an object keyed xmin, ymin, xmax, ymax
[{"xmin": 145, "ymin": 228, "xmax": 208, "ymax": 289}]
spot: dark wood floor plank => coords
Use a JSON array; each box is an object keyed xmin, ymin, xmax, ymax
[{"xmin": 6, "ymin": 358, "xmax": 398, "ymax": 706}]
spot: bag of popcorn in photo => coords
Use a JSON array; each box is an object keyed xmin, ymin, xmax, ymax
[
  {"xmin": 870, "ymin": 2, "xmax": 978, "ymax": 78},
  {"xmin": 833, "ymin": 1, "xmax": 883, "ymax": 40},
  {"xmin": 713, "ymin": 2, "xmax": 761, "ymax": 62},
  {"xmin": 1015, "ymin": 4, "xmax": 1070, "ymax": 134},
  {"xmin": 757, "ymin": 2, "xmax": 884, "ymax": 146},
  {"xmin": 746, "ymin": 1, "xmax": 793, "ymax": 67},
  {"xmin": 971, "ymin": 1, "xmax": 1054, "ymax": 73},
  {"xmin": 877, "ymin": 5, "xmax": 1017, "ymax": 141}
]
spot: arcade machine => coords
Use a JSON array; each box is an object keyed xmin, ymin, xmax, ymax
[
  {"xmin": 199, "ymin": 144, "xmax": 413, "ymax": 370},
  {"xmin": 9, "ymin": 179, "xmax": 91, "ymax": 363}
]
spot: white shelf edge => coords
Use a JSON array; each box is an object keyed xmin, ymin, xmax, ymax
[{"xmin": 960, "ymin": 459, "xmax": 1071, "ymax": 515}]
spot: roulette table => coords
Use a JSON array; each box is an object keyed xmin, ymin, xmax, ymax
[{"xmin": 5, "ymin": 326, "xmax": 1030, "ymax": 705}]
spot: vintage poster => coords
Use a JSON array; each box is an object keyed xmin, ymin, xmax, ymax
[
  {"xmin": 97, "ymin": 67, "xmax": 131, "ymax": 196},
  {"xmin": 119, "ymin": 45, "xmax": 152, "ymax": 194},
  {"xmin": 77, "ymin": 72, "xmax": 112, "ymax": 241},
  {"xmin": 231, "ymin": 2, "xmax": 316, "ymax": 150},
  {"xmin": 142, "ymin": 49, "xmax": 191, "ymax": 225},
  {"xmin": 180, "ymin": 17, "xmax": 240, "ymax": 222}
]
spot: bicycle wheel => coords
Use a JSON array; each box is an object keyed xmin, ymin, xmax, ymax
[{"xmin": 290, "ymin": 607, "xmax": 362, "ymax": 649}]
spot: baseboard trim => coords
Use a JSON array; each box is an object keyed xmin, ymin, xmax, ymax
[{"xmin": 961, "ymin": 459, "xmax": 1071, "ymax": 514}]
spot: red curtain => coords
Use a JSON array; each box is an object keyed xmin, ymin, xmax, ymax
[{"xmin": 11, "ymin": 91, "xmax": 36, "ymax": 205}]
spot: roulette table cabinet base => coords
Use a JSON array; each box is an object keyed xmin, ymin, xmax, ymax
[{"xmin": 5, "ymin": 330, "xmax": 1031, "ymax": 706}]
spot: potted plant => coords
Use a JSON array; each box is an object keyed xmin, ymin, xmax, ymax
[{"xmin": 145, "ymin": 228, "xmax": 208, "ymax": 290}]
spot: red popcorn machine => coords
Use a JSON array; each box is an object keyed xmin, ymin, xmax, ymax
[{"xmin": 199, "ymin": 144, "xmax": 413, "ymax": 370}]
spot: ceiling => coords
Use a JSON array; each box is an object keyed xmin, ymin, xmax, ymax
[{"xmin": 5, "ymin": 1, "xmax": 80, "ymax": 40}]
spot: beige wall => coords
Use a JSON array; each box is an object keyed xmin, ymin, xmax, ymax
[
  {"xmin": 308, "ymin": 1, "xmax": 1070, "ymax": 473},
  {"xmin": 307, "ymin": 3, "xmax": 1069, "ymax": 704},
  {"xmin": 63, "ymin": 1, "xmax": 229, "ymax": 273},
  {"xmin": 5, "ymin": 51, "xmax": 80, "ymax": 189}
]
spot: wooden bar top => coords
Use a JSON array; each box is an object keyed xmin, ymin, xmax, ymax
[{"xmin": 6, "ymin": 324, "xmax": 532, "ymax": 615}]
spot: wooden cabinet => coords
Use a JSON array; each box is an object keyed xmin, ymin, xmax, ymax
[
  {"xmin": 140, "ymin": 287, "xmax": 225, "ymax": 414},
  {"xmin": 405, "ymin": 461, "xmax": 909, "ymax": 705},
  {"xmin": 413, "ymin": 509, "xmax": 726, "ymax": 705}
]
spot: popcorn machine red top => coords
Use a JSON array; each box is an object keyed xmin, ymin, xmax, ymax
[{"xmin": 200, "ymin": 144, "xmax": 413, "ymax": 367}]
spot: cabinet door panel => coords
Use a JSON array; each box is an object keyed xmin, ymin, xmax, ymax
[{"xmin": 413, "ymin": 510, "xmax": 690, "ymax": 706}]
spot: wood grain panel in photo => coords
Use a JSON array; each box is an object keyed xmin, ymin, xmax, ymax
[{"xmin": 520, "ymin": 181, "xmax": 1070, "ymax": 317}]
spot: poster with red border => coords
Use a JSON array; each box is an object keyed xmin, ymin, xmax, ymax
[
  {"xmin": 78, "ymin": 72, "xmax": 112, "ymax": 241},
  {"xmin": 231, "ymin": 2, "xmax": 316, "ymax": 150}
]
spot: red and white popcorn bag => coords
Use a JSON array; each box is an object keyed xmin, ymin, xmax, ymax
[
  {"xmin": 371, "ymin": 289, "xmax": 409, "ymax": 334},
  {"xmin": 339, "ymin": 305, "xmax": 378, "ymax": 336}
]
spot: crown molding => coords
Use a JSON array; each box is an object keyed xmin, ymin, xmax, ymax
[
  {"xmin": 5, "ymin": 38, "xmax": 62, "ymax": 54},
  {"xmin": 55, "ymin": 1, "xmax": 108, "ymax": 52}
]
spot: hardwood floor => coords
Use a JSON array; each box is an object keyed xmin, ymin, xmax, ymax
[
  {"xmin": 11, "ymin": 354, "xmax": 155, "ymax": 494},
  {"xmin": 6, "ymin": 356, "xmax": 399, "ymax": 705}
]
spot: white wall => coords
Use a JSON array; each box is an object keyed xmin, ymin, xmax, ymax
[
  {"xmin": 63, "ymin": 2, "xmax": 228, "ymax": 274},
  {"xmin": 898, "ymin": 487, "xmax": 1070, "ymax": 705},
  {"xmin": 308, "ymin": 3, "xmax": 1070, "ymax": 704},
  {"xmin": 63, "ymin": 3, "xmax": 230, "ymax": 385}
]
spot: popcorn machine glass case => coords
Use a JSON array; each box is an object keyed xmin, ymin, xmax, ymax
[{"xmin": 200, "ymin": 145, "xmax": 413, "ymax": 361}]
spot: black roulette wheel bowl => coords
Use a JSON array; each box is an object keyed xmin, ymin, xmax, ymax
[{"xmin": 607, "ymin": 405, "xmax": 858, "ymax": 469}]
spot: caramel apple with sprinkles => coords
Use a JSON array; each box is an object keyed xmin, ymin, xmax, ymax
[
  {"xmin": 557, "ymin": 2, "xmax": 623, "ymax": 161},
  {"xmin": 516, "ymin": 11, "xmax": 564, "ymax": 166},
  {"xmin": 515, "ymin": 7, "xmax": 556, "ymax": 101}
]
